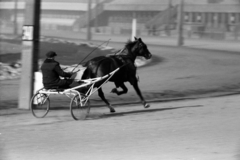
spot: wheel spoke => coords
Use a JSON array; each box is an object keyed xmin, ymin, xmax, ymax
[
  {"xmin": 30, "ymin": 93, "xmax": 50, "ymax": 118},
  {"xmin": 70, "ymin": 94, "xmax": 90, "ymax": 120}
]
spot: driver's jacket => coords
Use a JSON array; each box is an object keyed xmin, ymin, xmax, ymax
[{"xmin": 41, "ymin": 59, "xmax": 71, "ymax": 88}]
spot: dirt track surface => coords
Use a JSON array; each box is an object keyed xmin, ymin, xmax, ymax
[{"xmin": 1, "ymin": 95, "xmax": 240, "ymax": 160}]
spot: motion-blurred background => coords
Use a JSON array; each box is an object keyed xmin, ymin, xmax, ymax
[{"xmin": 0, "ymin": 0, "xmax": 240, "ymax": 40}]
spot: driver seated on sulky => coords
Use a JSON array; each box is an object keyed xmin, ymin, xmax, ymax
[{"xmin": 41, "ymin": 51, "xmax": 73, "ymax": 89}]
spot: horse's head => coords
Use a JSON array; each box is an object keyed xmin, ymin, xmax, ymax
[{"xmin": 132, "ymin": 37, "xmax": 152, "ymax": 59}]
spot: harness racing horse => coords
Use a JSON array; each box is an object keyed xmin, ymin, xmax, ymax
[{"xmin": 81, "ymin": 37, "xmax": 152, "ymax": 112}]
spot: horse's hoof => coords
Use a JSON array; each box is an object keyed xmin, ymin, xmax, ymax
[
  {"xmin": 144, "ymin": 103, "xmax": 150, "ymax": 108},
  {"xmin": 111, "ymin": 88, "xmax": 118, "ymax": 94},
  {"xmin": 110, "ymin": 109, "xmax": 116, "ymax": 113}
]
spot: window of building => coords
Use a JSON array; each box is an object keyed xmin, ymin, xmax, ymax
[
  {"xmin": 184, "ymin": 12, "xmax": 189, "ymax": 22},
  {"xmin": 197, "ymin": 13, "xmax": 202, "ymax": 23},
  {"xmin": 230, "ymin": 13, "xmax": 236, "ymax": 24},
  {"xmin": 211, "ymin": 13, "xmax": 217, "ymax": 23}
]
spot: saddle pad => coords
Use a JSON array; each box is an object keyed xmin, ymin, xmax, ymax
[
  {"xmin": 60, "ymin": 64, "xmax": 86, "ymax": 82},
  {"xmin": 70, "ymin": 67, "xmax": 87, "ymax": 81}
]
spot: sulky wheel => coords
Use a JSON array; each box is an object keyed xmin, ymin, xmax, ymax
[
  {"xmin": 30, "ymin": 92, "xmax": 50, "ymax": 118},
  {"xmin": 70, "ymin": 93, "xmax": 90, "ymax": 120}
]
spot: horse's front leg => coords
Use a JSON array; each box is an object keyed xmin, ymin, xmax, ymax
[
  {"xmin": 132, "ymin": 81, "xmax": 150, "ymax": 108},
  {"xmin": 98, "ymin": 88, "xmax": 115, "ymax": 113},
  {"xmin": 111, "ymin": 83, "xmax": 128, "ymax": 95}
]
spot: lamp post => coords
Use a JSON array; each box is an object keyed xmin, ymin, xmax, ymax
[{"xmin": 131, "ymin": 12, "xmax": 137, "ymax": 41}]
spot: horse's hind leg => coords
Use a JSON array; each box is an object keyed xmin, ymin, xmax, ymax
[
  {"xmin": 98, "ymin": 88, "xmax": 115, "ymax": 113},
  {"xmin": 111, "ymin": 83, "xmax": 128, "ymax": 95},
  {"xmin": 132, "ymin": 81, "xmax": 150, "ymax": 108}
]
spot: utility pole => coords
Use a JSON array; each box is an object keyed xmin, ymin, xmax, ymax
[
  {"xmin": 87, "ymin": 0, "xmax": 92, "ymax": 41},
  {"xmin": 167, "ymin": 0, "xmax": 172, "ymax": 36},
  {"xmin": 177, "ymin": 0, "xmax": 184, "ymax": 46},
  {"xmin": 18, "ymin": 0, "xmax": 41, "ymax": 109},
  {"xmin": 13, "ymin": 0, "xmax": 18, "ymax": 35},
  {"xmin": 94, "ymin": 0, "xmax": 99, "ymax": 33}
]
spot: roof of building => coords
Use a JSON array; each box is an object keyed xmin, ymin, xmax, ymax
[
  {"xmin": 107, "ymin": 0, "xmax": 240, "ymax": 5},
  {"xmin": 3, "ymin": 0, "xmax": 239, "ymax": 4},
  {"xmin": 0, "ymin": 0, "xmax": 239, "ymax": 12},
  {"xmin": 9, "ymin": 0, "xmax": 109, "ymax": 3}
]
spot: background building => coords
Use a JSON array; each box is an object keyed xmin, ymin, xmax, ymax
[{"xmin": 0, "ymin": 0, "xmax": 240, "ymax": 39}]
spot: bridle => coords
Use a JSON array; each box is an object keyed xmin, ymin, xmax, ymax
[{"xmin": 133, "ymin": 40, "xmax": 150, "ymax": 59}]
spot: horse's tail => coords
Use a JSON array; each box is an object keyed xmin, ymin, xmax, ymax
[{"xmin": 81, "ymin": 67, "xmax": 91, "ymax": 79}]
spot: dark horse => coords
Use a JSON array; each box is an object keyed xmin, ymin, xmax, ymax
[{"xmin": 81, "ymin": 37, "xmax": 152, "ymax": 112}]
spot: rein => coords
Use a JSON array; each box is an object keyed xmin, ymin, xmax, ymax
[{"xmin": 71, "ymin": 39, "xmax": 111, "ymax": 73}]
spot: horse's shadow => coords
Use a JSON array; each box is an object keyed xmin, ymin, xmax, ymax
[{"xmin": 87, "ymin": 104, "xmax": 203, "ymax": 120}]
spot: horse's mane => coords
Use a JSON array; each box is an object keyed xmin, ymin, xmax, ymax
[{"xmin": 125, "ymin": 40, "xmax": 136, "ymax": 50}]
